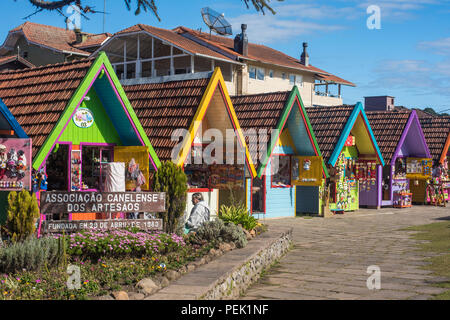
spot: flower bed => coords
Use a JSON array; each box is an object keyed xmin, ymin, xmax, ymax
[
  {"xmin": 0, "ymin": 229, "xmax": 212, "ymax": 300},
  {"xmin": 57, "ymin": 229, "xmax": 186, "ymax": 258}
]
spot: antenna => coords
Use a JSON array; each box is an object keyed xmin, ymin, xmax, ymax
[
  {"xmin": 103, "ymin": 0, "xmax": 106, "ymax": 33},
  {"xmin": 201, "ymin": 7, "xmax": 232, "ymax": 37}
]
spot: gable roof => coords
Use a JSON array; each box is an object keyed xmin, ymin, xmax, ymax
[
  {"xmin": 306, "ymin": 103, "xmax": 384, "ymax": 167},
  {"xmin": 124, "ymin": 68, "xmax": 256, "ymax": 176},
  {"xmin": 366, "ymin": 110, "xmax": 429, "ymax": 164},
  {"xmin": 124, "ymin": 76, "xmax": 210, "ymax": 162},
  {"xmin": 232, "ymin": 87, "xmax": 328, "ymax": 178},
  {"xmin": 0, "ymin": 55, "xmax": 35, "ymax": 70},
  {"xmin": 419, "ymin": 115, "xmax": 450, "ymax": 163},
  {"xmin": 174, "ymin": 26, "xmax": 355, "ymax": 86},
  {"xmin": 96, "ymin": 24, "xmax": 239, "ymax": 64},
  {"xmin": 0, "ymin": 52, "xmax": 160, "ymax": 170},
  {"xmin": 0, "ymin": 22, "xmax": 110, "ymax": 57}
]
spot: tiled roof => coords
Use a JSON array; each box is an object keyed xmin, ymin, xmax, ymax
[
  {"xmin": 0, "ymin": 58, "xmax": 94, "ymax": 156},
  {"xmin": 0, "ymin": 55, "xmax": 35, "ymax": 69},
  {"xmin": 2, "ymin": 22, "xmax": 108, "ymax": 56},
  {"xmin": 115, "ymin": 24, "xmax": 236, "ymax": 63},
  {"xmin": 74, "ymin": 33, "xmax": 111, "ymax": 49},
  {"xmin": 123, "ymin": 78, "xmax": 210, "ymax": 162},
  {"xmin": 419, "ymin": 116, "xmax": 450, "ymax": 162},
  {"xmin": 174, "ymin": 26, "xmax": 355, "ymax": 86},
  {"xmin": 305, "ymin": 105, "xmax": 356, "ymax": 164},
  {"xmin": 232, "ymin": 91, "xmax": 290, "ymax": 162},
  {"xmin": 365, "ymin": 110, "xmax": 411, "ymax": 164}
]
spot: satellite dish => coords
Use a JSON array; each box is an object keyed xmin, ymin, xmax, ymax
[{"xmin": 201, "ymin": 7, "xmax": 232, "ymax": 36}]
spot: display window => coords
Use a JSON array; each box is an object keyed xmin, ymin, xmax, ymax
[
  {"xmin": 271, "ymin": 155, "xmax": 292, "ymax": 188},
  {"xmin": 394, "ymin": 157, "xmax": 406, "ymax": 179},
  {"xmin": 184, "ymin": 163, "xmax": 245, "ymax": 190},
  {"xmin": 251, "ymin": 176, "xmax": 265, "ymax": 213},
  {"xmin": 80, "ymin": 145, "xmax": 114, "ymax": 191},
  {"xmin": 45, "ymin": 144, "xmax": 69, "ymax": 191}
]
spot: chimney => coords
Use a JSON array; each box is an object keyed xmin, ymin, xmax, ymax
[
  {"xmin": 364, "ymin": 96, "xmax": 395, "ymax": 111},
  {"xmin": 301, "ymin": 42, "xmax": 309, "ymax": 66},
  {"xmin": 234, "ymin": 24, "xmax": 248, "ymax": 56},
  {"xmin": 74, "ymin": 28, "xmax": 84, "ymax": 44}
]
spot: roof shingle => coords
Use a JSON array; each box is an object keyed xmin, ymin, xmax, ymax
[
  {"xmin": 0, "ymin": 58, "xmax": 94, "ymax": 156},
  {"xmin": 123, "ymin": 77, "xmax": 211, "ymax": 162}
]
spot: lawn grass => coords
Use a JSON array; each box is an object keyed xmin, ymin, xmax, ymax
[{"xmin": 403, "ymin": 221, "xmax": 450, "ymax": 300}]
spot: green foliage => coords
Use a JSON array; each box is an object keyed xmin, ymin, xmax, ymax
[
  {"xmin": 194, "ymin": 219, "xmax": 248, "ymax": 248},
  {"xmin": 0, "ymin": 236, "xmax": 64, "ymax": 273},
  {"xmin": 219, "ymin": 204, "xmax": 258, "ymax": 231},
  {"xmin": 6, "ymin": 190, "xmax": 40, "ymax": 242},
  {"xmin": 152, "ymin": 161, "xmax": 188, "ymax": 234}
]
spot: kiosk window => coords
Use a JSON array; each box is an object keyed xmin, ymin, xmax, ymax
[
  {"xmin": 81, "ymin": 146, "xmax": 113, "ymax": 191},
  {"xmin": 272, "ymin": 155, "xmax": 291, "ymax": 187}
]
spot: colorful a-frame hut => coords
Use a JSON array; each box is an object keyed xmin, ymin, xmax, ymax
[
  {"xmin": 307, "ymin": 103, "xmax": 385, "ymax": 213},
  {"xmin": 232, "ymin": 86, "xmax": 328, "ymax": 218},
  {"xmin": 0, "ymin": 52, "xmax": 160, "ymax": 221},
  {"xmin": 366, "ymin": 110, "xmax": 431, "ymax": 207},
  {"xmin": 124, "ymin": 68, "xmax": 256, "ymax": 217},
  {"xmin": 419, "ymin": 115, "xmax": 450, "ymax": 200}
]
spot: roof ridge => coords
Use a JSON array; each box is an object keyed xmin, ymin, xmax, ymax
[
  {"xmin": 232, "ymin": 91, "xmax": 291, "ymax": 99},
  {"xmin": 0, "ymin": 57, "xmax": 94, "ymax": 76}
]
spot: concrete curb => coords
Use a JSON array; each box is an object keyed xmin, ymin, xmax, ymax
[{"xmin": 146, "ymin": 226, "xmax": 293, "ymax": 300}]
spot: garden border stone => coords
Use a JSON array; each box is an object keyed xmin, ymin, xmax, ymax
[{"xmin": 144, "ymin": 225, "xmax": 292, "ymax": 300}]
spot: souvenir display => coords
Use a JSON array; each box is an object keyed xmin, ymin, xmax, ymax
[
  {"xmin": 185, "ymin": 164, "xmax": 244, "ymax": 190},
  {"xmin": 70, "ymin": 150, "xmax": 81, "ymax": 191},
  {"xmin": 406, "ymin": 157, "xmax": 432, "ymax": 179},
  {"xmin": 393, "ymin": 191, "xmax": 412, "ymax": 208},
  {"xmin": 330, "ymin": 153, "xmax": 358, "ymax": 211},
  {"xmin": 356, "ymin": 159, "xmax": 377, "ymax": 192},
  {"xmin": 0, "ymin": 139, "xmax": 32, "ymax": 191}
]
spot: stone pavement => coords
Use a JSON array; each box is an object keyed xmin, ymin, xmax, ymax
[{"xmin": 240, "ymin": 206, "xmax": 450, "ymax": 300}]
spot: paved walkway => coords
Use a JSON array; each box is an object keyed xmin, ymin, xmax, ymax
[{"xmin": 240, "ymin": 206, "xmax": 450, "ymax": 300}]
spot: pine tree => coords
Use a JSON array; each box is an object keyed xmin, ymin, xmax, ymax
[
  {"xmin": 6, "ymin": 190, "xmax": 40, "ymax": 242},
  {"xmin": 152, "ymin": 161, "xmax": 187, "ymax": 234}
]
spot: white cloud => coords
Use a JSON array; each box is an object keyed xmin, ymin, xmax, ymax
[
  {"xmin": 418, "ymin": 37, "xmax": 450, "ymax": 55},
  {"xmin": 366, "ymin": 58, "xmax": 450, "ymax": 96},
  {"xmin": 227, "ymin": 2, "xmax": 351, "ymax": 44}
]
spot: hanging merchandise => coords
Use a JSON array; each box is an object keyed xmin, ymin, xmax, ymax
[
  {"xmin": 17, "ymin": 150, "xmax": 27, "ymax": 179},
  {"xmin": 0, "ymin": 139, "xmax": 32, "ymax": 191},
  {"xmin": 0, "ymin": 144, "xmax": 7, "ymax": 179},
  {"xmin": 70, "ymin": 150, "xmax": 81, "ymax": 191},
  {"xmin": 330, "ymin": 152, "xmax": 358, "ymax": 211},
  {"xmin": 406, "ymin": 157, "xmax": 432, "ymax": 179}
]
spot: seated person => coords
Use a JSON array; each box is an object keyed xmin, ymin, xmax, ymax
[{"xmin": 185, "ymin": 193, "xmax": 210, "ymax": 233}]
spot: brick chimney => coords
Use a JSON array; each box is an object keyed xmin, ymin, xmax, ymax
[
  {"xmin": 234, "ymin": 24, "xmax": 248, "ymax": 56},
  {"xmin": 301, "ymin": 42, "xmax": 309, "ymax": 66},
  {"xmin": 74, "ymin": 28, "xmax": 84, "ymax": 44}
]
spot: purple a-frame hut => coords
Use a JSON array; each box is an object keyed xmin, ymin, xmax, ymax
[{"xmin": 366, "ymin": 109, "xmax": 431, "ymax": 207}]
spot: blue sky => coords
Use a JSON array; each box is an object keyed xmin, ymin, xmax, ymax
[{"xmin": 1, "ymin": 0, "xmax": 449, "ymax": 112}]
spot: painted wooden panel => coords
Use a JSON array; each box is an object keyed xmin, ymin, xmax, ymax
[
  {"xmin": 296, "ymin": 186, "xmax": 319, "ymax": 213},
  {"xmin": 264, "ymin": 158, "xmax": 295, "ymax": 218},
  {"xmin": 58, "ymin": 88, "xmax": 123, "ymax": 145},
  {"xmin": 287, "ymin": 102, "xmax": 316, "ymax": 156}
]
